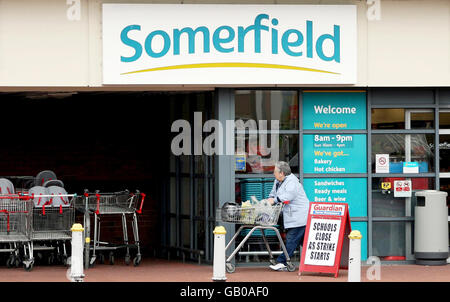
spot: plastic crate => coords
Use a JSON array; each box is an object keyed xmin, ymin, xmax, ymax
[
  {"xmin": 240, "ymin": 178, "xmax": 263, "ymax": 201},
  {"xmin": 263, "ymin": 178, "xmax": 275, "ymax": 198},
  {"xmin": 240, "ymin": 227, "xmax": 279, "ymax": 237},
  {"xmin": 390, "ymin": 162, "xmax": 403, "ymax": 173}
]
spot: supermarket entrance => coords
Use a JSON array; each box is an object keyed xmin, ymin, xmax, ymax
[{"xmin": 0, "ymin": 90, "xmax": 215, "ymax": 264}]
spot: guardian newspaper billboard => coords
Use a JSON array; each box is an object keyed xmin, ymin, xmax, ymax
[{"xmin": 102, "ymin": 4, "xmax": 357, "ymax": 85}]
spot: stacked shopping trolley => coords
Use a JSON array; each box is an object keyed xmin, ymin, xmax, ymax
[
  {"xmin": 0, "ymin": 170, "xmax": 146, "ymax": 271},
  {"xmin": 0, "ymin": 184, "xmax": 32, "ymax": 269},
  {"xmin": 0, "ymin": 171, "xmax": 75, "ymax": 271}
]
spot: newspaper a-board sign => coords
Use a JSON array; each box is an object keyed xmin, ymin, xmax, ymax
[{"xmin": 299, "ymin": 202, "xmax": 351, "ymax": 278}]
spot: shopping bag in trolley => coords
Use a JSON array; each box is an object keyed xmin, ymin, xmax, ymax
[
  {"xmin": 220, "ymin": 202, "xmax": 241, "ymax": 222},
  {"xmin": 253, "ymin": 205, "xmax": 275, "ymax": 225},
  {"xmin": 239, "ymin": 201, "xmax": 256, "ymax": 224}
]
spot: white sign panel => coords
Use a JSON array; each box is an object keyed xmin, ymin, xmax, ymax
[
  {"xmin": 394, "ymin": 180, "xmax": 412, "ymax": 198},
  {"xmin": 102, "ymin": 4, "xmax": 357, "ymax": 85},
  {"xmin": 304, "ymin": 218, "xmax": 341, "ymax": 266},
  {"xmin": 403, "ymin": 162, "xmax": 419, "ymax": 174},
  {"xmin": 375, "ymin": 154, "xmax": 390, "ymax": 173}
]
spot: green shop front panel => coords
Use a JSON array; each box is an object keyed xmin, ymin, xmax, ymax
[
  {"xmin": 303, "ymin": 134, "xmax": 367, "ymax": 174},
  {"xmin": 302, "ymin": 91, "xmax": 367, "ymax": 130},
  {"xmin": 301, "ymin": 91, "xmax": 367, "ymax": 260},
  {"xmin": 303, "ymin": 178, "xmax": 368, "ymax": 260}
]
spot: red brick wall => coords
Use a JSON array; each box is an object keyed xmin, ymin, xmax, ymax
[
  {"xmin": 0, "ymin": 144, "xmax": 163, "ymax": 255},
  {"xmin": 0, "ymin": 92, "xmax": 170, "ymax": 256}
]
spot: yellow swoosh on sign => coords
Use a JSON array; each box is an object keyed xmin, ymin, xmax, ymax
[{"xmin": 121, "ymin": 62, "xmax": 340, "ymax": 75}]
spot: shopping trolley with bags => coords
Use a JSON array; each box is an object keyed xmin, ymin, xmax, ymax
[
  {"xmin": 26, "ymin": 186, "xmax": 76, "ymax": 271},
  {"xmin": 216, "ymin": 200, "xmax": 296, "ymax": 273},
  {"xmin": 75, "ymin": 190, "xmax": 145, "ymax": 267}
]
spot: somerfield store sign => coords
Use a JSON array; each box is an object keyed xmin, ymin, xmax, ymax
[{"xmin": 102, "ymin": 4, "xmax": 357, "ymax": 85}]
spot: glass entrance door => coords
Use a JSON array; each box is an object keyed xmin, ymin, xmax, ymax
[{"xmin": 371, "ymin": 108, "xmax": 435, "ymax": 261}]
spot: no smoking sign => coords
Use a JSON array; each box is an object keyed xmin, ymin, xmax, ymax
[{"xmin": 375, "ymin": 154, "xmax": 389, "ymax": 173}]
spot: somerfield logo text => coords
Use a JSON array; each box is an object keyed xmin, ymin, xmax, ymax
[{"xmin": 120, "ymin": 13, "xmax": 341, "ymax": 63}]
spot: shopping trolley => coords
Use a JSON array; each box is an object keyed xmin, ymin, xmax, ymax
[
  {"xmin": 75, "ymin": 190, "xmax": 145, "ymax": 267},
  {"xmin": 216, "ymin": 201, "xmax": 296, "ymax": 273},
  {"xmin": 0, "ymin": 171, "xmax": 60, "ymax": 195},
  {"xmin": 0, "ymin": 194, "xmax": 33, "ymax": 270},
  {"xmin": 0, "ymin": 176, "xmax": 34, "ymax": 195},
  {"xmin": 26, "ymin": 187, "xmax": 76, "ymax": 271}
]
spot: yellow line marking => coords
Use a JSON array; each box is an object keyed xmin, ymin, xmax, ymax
[{"xmin": 121, "ymin": 62, "xmax": 340, "ymax": 76}]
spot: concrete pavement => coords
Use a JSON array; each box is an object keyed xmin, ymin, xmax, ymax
[{"xmin": 0, "ymin": 258, "xmax": 448, "ymax": 282}]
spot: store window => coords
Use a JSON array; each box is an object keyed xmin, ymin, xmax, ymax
[
  {"xmin": 372, "ymin": 109, "xmax": 405, "ymax": 129},
  {"xmin": 438, "ymin": 110, "xmax": 450, "ymax": 225},
  {"xmin": 371, "ymin": 109, "xmax": 434, "ymax": 129},
  {"xmin": 439, "ymin": 178, "xmax": 450, "ymax": 219},
  {"xmin": 439, "ymin": 111, "xmax": 450, "ymax": 129},
  {"xmin": 233, "ymin": 90, "xmax": 299, "ymax": 265},
  {"xmin": 371, "ymin": 134, "xmax": 435, "ymax": 173},
  {"xmin": 439, "ymin": 111, "xmax": 450, "ymax": 174},
  {"xmin": 372, "ymin": 222, "xmax": 409, "ymax": 260},
  {"xmin": 372, "ymin": 177, "xmax": 435, "ymax": 217},
  {"xmin": 371, "ymin": 106, "xmax": 435, "ymax": 261},
  {"xmin": 235, "ymin": 90, "xmax": 299, "ymax": 176},
  {"xmin": 235, "ymin": 90, "xmax": 298, "ymax": 130},
  {"xmin": 235, "ymin": 134, "xmax": 298, "ymax": 174},
  {"xmin": 372, "ymin": 175, "xmax": 434, "ymax": 261},
  {"xmin": 410, "ymin": 111, "xmax": 434, "ymax": 129},
  {"xmin": 439, "ymin": 134, "xmax": 450, "ymax": 173}
]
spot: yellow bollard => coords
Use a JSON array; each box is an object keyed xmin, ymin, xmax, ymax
[
  {"xmin": 348, "ymin": 230, "xmax": 362, "ymax": 282},
  {"xmin": 71, "ymin": 223, "xmax": 85, "ymax": 282},
  {"xmin": 212, "ymin": 226, "xmax": 227, "ymax": 282}
]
